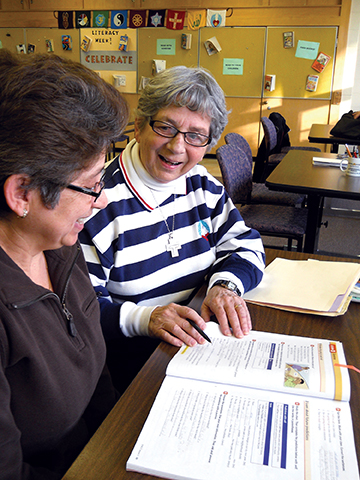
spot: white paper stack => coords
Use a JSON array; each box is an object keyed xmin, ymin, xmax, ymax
[{"xmin": 312, "ymin": 156, "xmax": 345, "ymax": 167}]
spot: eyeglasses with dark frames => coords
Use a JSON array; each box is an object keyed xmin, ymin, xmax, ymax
[
  {"xmin": 66, "ymin": 172, "xmax": 106, "ymax": 203},
  {"xmin": 149, "ymin": 120, "xmax": 211, "ymax": 147}
]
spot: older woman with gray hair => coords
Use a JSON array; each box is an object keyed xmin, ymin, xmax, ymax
[{"xmin": 81, "ymin": 66, "xmax": 265, "ymax": 367}]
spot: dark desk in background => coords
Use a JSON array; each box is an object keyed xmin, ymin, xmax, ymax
[
  {"xmin": 266, "ymin": 150, "xmax": 360, "ymax": 253},
  {"xmin": 63, "ymin": 249, "xmax": 360, "ymax": 480},
  {"xmin": 308, "ymin": 123, "xmax": 359, "ymax": 153}
]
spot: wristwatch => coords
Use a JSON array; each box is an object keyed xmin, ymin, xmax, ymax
[{"xmin": 211, "ymin": 280, "xmax": 241, "ymax": 297}]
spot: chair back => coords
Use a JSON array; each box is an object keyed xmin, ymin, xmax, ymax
[
  {"xmin": 216, "ymin": 144, "xmax": 252, "ymax": 204},
  {"xmin": 260, "ymin": 116, "xmax": 278, "ymax": 152},
  {"xmin": 269, "ymin": 112, "xmax": 291, "ymax": 151},
  {"xmin": 224, "ymin": 133, "xmax": 252, "ymax": 168}
]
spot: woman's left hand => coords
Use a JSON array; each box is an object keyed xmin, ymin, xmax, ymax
[{"xmin": 200, "ymin": 286, "xmax": 251, "ymax": 338}]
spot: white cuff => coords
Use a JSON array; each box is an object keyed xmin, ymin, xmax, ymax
[{"xmin": 119, "ymin": 301, "xmax": 156, "ymax": 337}]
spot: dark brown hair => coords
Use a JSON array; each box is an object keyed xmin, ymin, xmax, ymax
[{"xmin": 0, "ymin": 50, "xmax": 129, "ymax": 211}]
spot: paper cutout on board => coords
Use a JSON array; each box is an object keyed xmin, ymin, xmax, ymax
[
  {"xmin": 312, "ymin": 52, "xmax": 331, "ymax": 73},
  {"xmin": 181, "ymin": 34, "xmax": 192, "ymax": 50},
  {"xmin": 264, "ymin": 74, "xmax": 276, "ymax": 91},
  {"xmin": 118, "ymin": 35, "xmax": 128, "ymax": 51},
  {"xmin": 204, "ymin": 36, "xmax": 221, "ymax": 56},
  {"xmin": 283, "ymin": 31, "xmax": 294, "ymax": 48},
  {"xmin": 295, "ymin": 40, "xmax": 319, "ymax": 60},
  {"xmin": 306, "ymin": 75, "xmax": 319, "ymax": 92},
  {"xmin": 152, "ymin": 59, "xmax": 166, "ymax": 74},
  {"xmin": 61, "ymin": 35, "xmax": 72, "ymax": 51},
  {"xmin": 16, "ymin": 44, "xmax": 26, "ymax": 54},
  {"xmin": 113, "ymin": 74, "xmax": 126, "ymax": 87},
  {"xmin": 80, "ymin": 36, "xmax": 92, "ymax": 52},
  {"xmin": 139, "ymin": 76, "xmax": 150, "ymax": 90},
  {"xmin": 45, "ymin": 39, "xmax": 54, "ymax": 52}
]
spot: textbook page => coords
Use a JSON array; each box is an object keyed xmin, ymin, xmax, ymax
[
  {"xmin": 166, "ymin": 323, "xmax": 350, "ymax": 402},
  {"xmin": 127, "ymin": 375, "xmax": 359, "ymax": 480}
]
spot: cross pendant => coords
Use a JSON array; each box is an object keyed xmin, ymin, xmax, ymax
[{"xmin": 166, "ymin": 240, "xmax": 182, "ymax": 257}]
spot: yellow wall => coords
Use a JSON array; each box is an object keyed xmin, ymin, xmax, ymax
[{"xmin": 0, "ymin": 0, "xmax": 351, "ymax": 152}]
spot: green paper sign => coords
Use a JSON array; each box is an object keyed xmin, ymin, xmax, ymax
[
  {"xmin": 157, "ymin": 39, "xmax": 176, "ymax": 55},
  {"xmin": 295, "ymin": 40, "xmax": 319, "ymax": 60},
  {"xmin": 223, "ymin": 58, "xmax": 244, "ymax": 75}
]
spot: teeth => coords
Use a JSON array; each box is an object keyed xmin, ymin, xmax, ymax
[
  {"xmin": 165, "ymin": 159, "xmax": 180, "ymax": 166},
  {"xmin": 160, "ymin": 155, "xmax": 181, "ymax": 166},
  {"xmin": 77, "ymin": 218, "xmax": 86, "ymax": 224}
]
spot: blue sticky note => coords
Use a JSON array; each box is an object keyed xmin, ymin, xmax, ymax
[
  {"xmin": 295, "ymin": 40, "xmax": 319, "ymax": 60},
  {"xmin": 223, "ymin": 58, "xmax": 243, "ymax": 75}
]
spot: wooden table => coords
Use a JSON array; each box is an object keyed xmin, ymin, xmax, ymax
[
  {"xmin": 63, "ymin": 249, "xmax": 360, "ymax": 480},
  {"xmin": 265, "ymin": 149, "xmax": 360, "ymax": 253},
  {"xmin": 308, "ymin": 123, "xmax": 359, "ymax": 153}
]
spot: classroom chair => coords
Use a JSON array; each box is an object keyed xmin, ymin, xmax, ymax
[
  {"xmin": 253, "ymin": 115, "xmax": 321, "ymax": 182},
  {"xmin": 216, "ymin": 143, "xmax": 308, "ymax": 251},
  {"xmin": 224, "ymin": 132, "xmax": 305, "ymax": 207}
]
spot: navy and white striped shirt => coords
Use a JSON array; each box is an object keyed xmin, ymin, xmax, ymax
[{"xmin": 80, "ymin": 140, "xmax": 265, "ymax": 339}]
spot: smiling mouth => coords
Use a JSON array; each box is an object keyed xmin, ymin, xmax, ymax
[{"xmin": 160, "ymin": 155, "xmax": 181, "ymax": 166}]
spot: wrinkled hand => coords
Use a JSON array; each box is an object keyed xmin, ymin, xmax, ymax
[
  {"xmin": 353, "ymin": 111, "xmax": 360, "ymax": 119},
  {"xmin": 201, "ymin": 286, "xmax": 251, "ymax": 338},
  {"xmin": 149, "ymin": 303, "xmax": 208, "ymax": 347}
]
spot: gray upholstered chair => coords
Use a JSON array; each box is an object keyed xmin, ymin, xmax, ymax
[
  {"xmin": 224, "ymin": 132, "xmax": 305, "ymax": 207},
  {"xmin": 254, "ymin": 116, "xmax": 321, "ymax": 182},
  {"xmin": 216, "ymin": 143, "xmax": 308, "ymax": 251}
]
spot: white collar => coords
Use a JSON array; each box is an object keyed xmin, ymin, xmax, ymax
[{"xmin": 120, "ymin": 139, "xmax": 187, "ymax": 209}]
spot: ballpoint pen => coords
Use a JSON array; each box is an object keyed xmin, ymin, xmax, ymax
[{"xmin": 187, "ymin": 319, "xmax": 212, "ymax": 343}]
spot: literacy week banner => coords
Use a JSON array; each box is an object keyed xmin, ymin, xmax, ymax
[{"xmin": 79, "ymin": 28, "xmax": 137, "ymax": 93}]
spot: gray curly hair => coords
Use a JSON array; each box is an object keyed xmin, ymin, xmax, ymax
[{"xmin": 135, "ymin": 66, "xmax": 229, "ymax": 150}]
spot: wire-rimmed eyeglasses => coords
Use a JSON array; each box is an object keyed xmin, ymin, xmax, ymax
[
  {"xmin": 149, "ymin": 120, "xmax": 211, "ymax": 147},
  {"xmin": 66, "ymin": 172, "xmax": 106, "ymax": 203}
]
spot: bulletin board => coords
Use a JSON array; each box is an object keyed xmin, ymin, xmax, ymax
[
  {"xmin": 0, "ymin": 28, "xmax": 27, "ymax": 53},
  {"xmin": 199, "ymin": 27, "xmax": 266, "ymax": 98},
  {"xmin": 264, "ymin": 27, "xmax": 337, "ymax": 99},
  {"xmin": 0, "ymin": 28, "xmax": 80, "ymax": 60},
  {"xmin": 26, "ymin": 28, "xmax": 80, "ymax": 61},
  {"xmin": 137, "ymin": 28, "xmax": 199, "ymax": 83}
]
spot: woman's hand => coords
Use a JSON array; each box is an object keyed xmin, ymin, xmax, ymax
[
  {"xmin": 201, "ymin": 286, "xmax": 251, "ymax": 338},
  {"xmin": 148, "ymin": 303, "xmax": 208, "ymax": 347}
]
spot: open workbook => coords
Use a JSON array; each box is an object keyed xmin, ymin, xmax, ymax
[{"xmin": 127, "ymin": 322, "xmax": 359, "ymax": 480}]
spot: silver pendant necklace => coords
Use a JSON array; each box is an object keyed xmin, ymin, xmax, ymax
[{"xmin": 150, "ymin": 191, "xmax": 182, "ymax": 258}]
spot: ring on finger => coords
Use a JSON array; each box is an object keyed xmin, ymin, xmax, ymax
[{"xmin": 234, "ymin": 303, "xmax": 242, "ymax": 309}]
